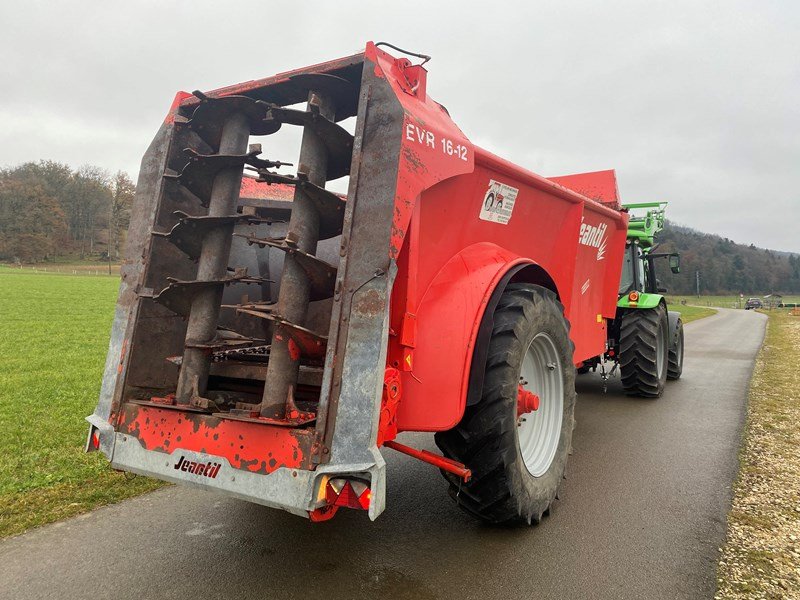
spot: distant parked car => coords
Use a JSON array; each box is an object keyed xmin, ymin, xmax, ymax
[{"xmin": 745, "ymin": 298, "xmax": 763, "ymax": 310}]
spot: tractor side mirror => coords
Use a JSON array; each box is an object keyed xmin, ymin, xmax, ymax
[{"xmin": 669, "ymin": 254, "xmax": 681, "ymax": 274}]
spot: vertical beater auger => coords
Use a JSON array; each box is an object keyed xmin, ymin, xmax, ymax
[
  {"xmin": 159, "ymin": 93, "xmax": 281, "ymax": 406},
  {"xmin": 149, "ymin": 79, "xmax": 354, "ymax": 422},
  {"xmin": 258, "ymin": 89, "xmax": 348, "ymax": 420},
  {"xmin": 173, "ymin": 111, "xmax": 250, "ymax": 404}
]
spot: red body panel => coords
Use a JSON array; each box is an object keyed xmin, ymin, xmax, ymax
[
  {"xmin": 549, "ymin": 169, "xmax": 622, "ymax": 209},
  {"xmin": 365, "ymin": 45, "xmax": 475, "ymax": 258},
  {"xmin": 387, "ymin": 148, "xmax": 628, "ymax": 431}
]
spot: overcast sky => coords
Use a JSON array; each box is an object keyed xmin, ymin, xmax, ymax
[{"xmin": 1, "ymin": 1, "xmax": 798, "ymax": 251}]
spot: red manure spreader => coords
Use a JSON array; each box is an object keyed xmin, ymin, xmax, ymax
[{"xmin": 87, "ymin": 42, "xmax": 629, "ymax": 524}]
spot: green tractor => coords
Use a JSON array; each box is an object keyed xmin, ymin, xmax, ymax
[{"xmin": 580, "ymin": 202, "xmax": 684, "ymax": 397}]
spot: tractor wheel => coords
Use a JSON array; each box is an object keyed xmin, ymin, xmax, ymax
[
  {"xmin": 667, "ymin": 318, "xmax": 684, "ymax": 380},
  {"xmin": 434, "ymin": 284, "xmax": 575, "ymax": 526},
  {"xmin": 619, "ymin": 305, "xmax": 669, "ymax": 397}
]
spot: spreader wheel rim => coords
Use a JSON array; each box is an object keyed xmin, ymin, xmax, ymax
[{"xmin": 518, "ymin": 332, "xmax": 564, "ymax": 478}]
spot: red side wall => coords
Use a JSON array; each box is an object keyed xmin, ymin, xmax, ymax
[{"xmin": 391, "ymin": 153, "xmax": 628, "ymax": 432}]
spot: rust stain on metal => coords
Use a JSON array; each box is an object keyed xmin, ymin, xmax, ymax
[
  {"xmin": 401, "ymin": 145, "xmax": 426, "ymax": 174},
  {"xmin": 354, "ymin": 288, "xmax": 385, "ymax": 317},
  {"xmin": 118, "ymin": 403, "xmax": 314, "ymax": 474}
]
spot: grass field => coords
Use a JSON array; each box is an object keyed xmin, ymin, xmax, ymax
[
  {"xmin": 670, "ymin": 304, "xmax": 718, "ymax": 323},
  {"xmin": 0, "ymin": 270, "xmax": 162, "ymax": 538},
  {"xmin": 716, "ymin": 310, "xmax": 800, "ymax": 598}
]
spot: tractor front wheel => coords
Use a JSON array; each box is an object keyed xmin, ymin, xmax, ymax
[
  {"xmin": 619, "ymin": 305, "xmax": 669, "ymax": 397},
  {"xmin": 434, "ymin": 284, "xmax": 575, "ymax": 526}
]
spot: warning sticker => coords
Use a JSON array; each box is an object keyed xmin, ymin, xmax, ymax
[{"xmin": 479, "ymin": 180, "xmax": 519, "ymax": 224}]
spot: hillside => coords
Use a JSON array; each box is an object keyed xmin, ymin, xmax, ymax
[{"xmin": 654, "ymin": 222, "xmax": 800, "ymax": 295}]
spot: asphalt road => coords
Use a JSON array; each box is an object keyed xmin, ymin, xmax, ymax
[{"xmin": 0, "ymin": 308, "xmax": 766, "ymax": 600}]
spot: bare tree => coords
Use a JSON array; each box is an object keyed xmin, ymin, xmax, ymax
[
  {"xmin": 109, "ymin": 171, "xmax": 135, "ymax": 261},
  {"xmin": 65, "ymin": 165, "xmax": 111, "ymax": 258}
]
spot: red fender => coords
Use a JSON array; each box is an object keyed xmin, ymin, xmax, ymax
[{"xmin": 395, "ymin": 242, "xmax": 556, "ymax": 432}]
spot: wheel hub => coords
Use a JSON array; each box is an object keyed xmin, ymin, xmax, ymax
[{"xmin": 517, "ymin": 386, "xmax": 540, "ymax": 417}]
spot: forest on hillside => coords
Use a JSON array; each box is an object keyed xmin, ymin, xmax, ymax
[
  {"xmin": 0, "ymin": 161, "xmax": 135, "ymax": 263},
  {"xmin": 654, "ymin": 222, "xmax": 800, "ymax": 295}
]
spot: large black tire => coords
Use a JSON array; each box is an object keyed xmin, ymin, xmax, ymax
[
  {"xmin": 619, "ymin": 305, "xmax": 669, "ymax": 397},
  {"xmin": 667, "ymin": 318, "xmax": 684, "ymax": 380},
  {"xmin": 434, "ymin": 284, "xmax": 576, "ymax": 525}
]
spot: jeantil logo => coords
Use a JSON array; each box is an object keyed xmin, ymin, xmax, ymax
[
  {"xmin": 579, "ymin": 220, "xmax": 608, "ymax": 261},
  {"xmin": 173, "ymin": 455, "xmax": 221, "ymax": 478}
]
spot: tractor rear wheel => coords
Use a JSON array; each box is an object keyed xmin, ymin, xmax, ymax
[
  {"xmin": 434, "ymin": 284, "xmax": 575, "ymax": 526},
  {"xmin": 619, "ymin": 305, "xmax": 669, "ymax": 397},
  {"xmin": 667, "ymin": 318, "xmax": 684, "ymax": 380}
]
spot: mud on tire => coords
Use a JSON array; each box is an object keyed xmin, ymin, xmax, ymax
[{"xmin": 434, "ymin": 284, "xmax": 576, "ymax": 526}]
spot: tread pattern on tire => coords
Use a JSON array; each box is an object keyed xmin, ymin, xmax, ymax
[
  {"xmin": 619, "ymin": 305, "xmax": 668, "ymax": 397},
  {"xmin": 667, "ymin": 318, "xmax": 683, "ymax": 380},
  {"xmin": 434, "ymin": 284, "xmax": 575, "ymax": 526}
]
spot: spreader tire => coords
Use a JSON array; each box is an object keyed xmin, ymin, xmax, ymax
[
  {"xmin": 667, "ymin": 318, "xmax": 684, "ymax": 380},
  {"xmin": 434, "ymin": 284, "xmax": 576, "ymax": 526},
  {"xmin": 619, "ymin": 305, "xmax": 669, "ymax": 397}
]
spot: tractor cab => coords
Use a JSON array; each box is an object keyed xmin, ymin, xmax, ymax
[
  {"xmin": 618, "ymin": 202, "xmax": 680, "ymax": 299},
  {"xmin": 619, "ymin": 241, "xmax": 647, "ymax": 295}
]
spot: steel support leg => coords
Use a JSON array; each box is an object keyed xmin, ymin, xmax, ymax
[
  {"xmin": 175, "ymin": 112, "xmax": 250, "ymax": 404},
  {"xmin": 260, "ymin": 92, "xmax": 334, "ymax": 417}
]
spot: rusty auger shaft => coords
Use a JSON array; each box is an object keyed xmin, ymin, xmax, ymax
[
  {"xmin": 259, "ymin": 92, "xmax": 336, "ymax": 418},
  {"xmin": 175, "ymin": 112, "xmax": 251, "ymax": 405}
]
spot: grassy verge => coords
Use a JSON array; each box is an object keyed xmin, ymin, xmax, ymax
[
  {"xmin": 670, "ymin": 304, "xmax": 718, "ymax": 323},
  {"xmin": 716, "ymin": 310, "xmax": 800, "ymax": 598},
  {"xmin": 0, "ymin": 271, "xmax": 163, "ymax": 538}
]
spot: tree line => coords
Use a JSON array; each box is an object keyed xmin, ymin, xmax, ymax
[
  {"xmin": 1, "ymin": 162, "xmax": 798, "ymax": 295},
  {"xmin": 656, "ymin": 222, "xmax": 800, "ymax": 295},
  {"xmin": 0, "ymin": 161, "xmax": 135, "ymax": 263}
]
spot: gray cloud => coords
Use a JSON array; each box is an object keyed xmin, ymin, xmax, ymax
[{"xmin": 1, "ymin": 0, "xmax": 797, "ymax": 251}]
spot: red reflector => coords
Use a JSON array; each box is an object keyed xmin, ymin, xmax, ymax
[
  {"xmin": 91, "ymin": 432, "xmax": 100, "ymax": 449},
  {"xmin": 325, "ymin": 479, "xmax": 371, "ymax": 511},
  {"xmin": 337, "ymin": 482, "xmax": 360, "ymax": 508}
]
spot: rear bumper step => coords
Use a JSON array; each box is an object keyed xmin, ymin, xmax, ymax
[{"xmin": 87, "ymin": 414, "xmax": 386, "ymax": 520}]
